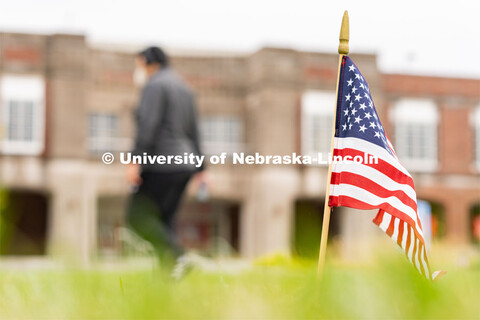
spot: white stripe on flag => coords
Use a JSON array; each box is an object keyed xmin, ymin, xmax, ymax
[
  {"xmin": 392, "ymin": 217, "xmax": 400, "ymax": 243},
  {"xmin": 331, "ymin": 184, "xmax": 424, "ymax": 238},
  {"xmin": 333, "ymin": 137, "xmax": 411, "ymax": 178},
  {"xmin": 421, "ymin": 245, "xmax": 430, "ymax": 279},
  {"xmin": 407, "ymin": 226, "xmax": 415, "ymax": 264},
  {"xmin": 401, "ymin": 221, "xmax": 408, "ymax": 249},
  {"xmin": 330, "ymin": 161, "xmax": 417, "ymax": 200},
  {"xmin": 413, "ymin": 238, "xmax": 420, "ymax": 272},
  {"xmin": 379, "ymin": 213, "xmax": 391, "ymax": 231}
]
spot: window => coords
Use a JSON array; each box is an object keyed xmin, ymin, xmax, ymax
[
  {"xmin": 1, "ymin": 75, "xmax": 45, "ymax": 155},
  {"xmin": 88, "ymin": 113, "xmax": 119, "ymax": 155},
  {"xmin": 391, "ymin": 99, "xmax": 438, "ymax": 172},
  {"xmin": 301, "ymin": 91, "xmax": 336, "ymax": 161},
  {"xmin": 200, "ymin": 116, "xmax": 243, "ymax": 155},
  {"xmin": 473, "ymin": 106, "xmax": 480, "ymax": 170}
]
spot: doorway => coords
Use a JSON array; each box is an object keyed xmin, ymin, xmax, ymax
[{"xmin": 0, "ymin": 189, "xmax": 49, "ymax": 255}]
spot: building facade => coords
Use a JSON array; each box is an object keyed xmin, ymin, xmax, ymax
[{"xmin": 0, "ymin": 32, "xmax": 478, "ymax": 263}]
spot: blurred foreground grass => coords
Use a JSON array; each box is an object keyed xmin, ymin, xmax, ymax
[{"xmin": 0, "ymin": 254, "xmax": 479, "ymax": 320}]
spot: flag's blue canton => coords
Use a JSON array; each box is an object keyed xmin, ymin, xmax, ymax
[{"xmin": 335, "ymin": 56, "xmax": 393, "ymax": 156}]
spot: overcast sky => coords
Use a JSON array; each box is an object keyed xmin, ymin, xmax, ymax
[{"xmin": 1, "ymin": 0, "xmax": 479, "ymax": 78}]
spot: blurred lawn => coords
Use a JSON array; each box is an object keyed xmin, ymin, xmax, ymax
[{"xmin": 0, "ymin": 254, "xmax": 479, "ymax": 320}]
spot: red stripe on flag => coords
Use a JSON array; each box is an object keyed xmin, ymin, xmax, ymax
[
  {"xmin": 397, "ymin": 220, "xmax": 404, "ymax": 246},
  {"xmin": 373, "ymin": 210, "xmax": 385, "ymax": 226},
  {"xmin": 386, "ymin": 216, "xmax": 396, "ymax": 237},
  {"xmin": 422, "ymin": 246, "xmax": 432, "ymax": 276},
  {"xmin": 333, "ymin": 148, "xmax": 415, "ymax": 190},
  {"xmin": 330, "ymin": 171, "xmax": 417, "ymax": 212},
  {"xmin": 405, "ymin": 225, "xmax": 412, "ymax": 258},
  {"xmin": 334, "ymin": 195, "xmax": 425, "ymax": 244},
  {"xmin": 417, "ymin": 242, "xmax": 426, "ymax": 277},
  {"xmin": 412, "ymin": 236, "xmax": 419, "ymax": 271}
]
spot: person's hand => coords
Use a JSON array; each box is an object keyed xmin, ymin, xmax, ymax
[
  {"xmin": 193, "ymin": 170, "xmax": 211, "ymax": 202},
  {"xmin": 126, "ymin": 163, "xmax": 142, "ymax": 186},
  {"xmin": 193, "ymin": 170, "xmax": 211, "ymax": 190}
]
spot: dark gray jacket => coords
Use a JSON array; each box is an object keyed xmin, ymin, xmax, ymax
[{"xmin": 132, "ymin": 67, "xmax": 204, "ymax": 172}]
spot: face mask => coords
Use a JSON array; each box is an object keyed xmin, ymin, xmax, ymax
[{"xmin": 133, "ymin": 67, "xmax": 147, "ymax": 87}]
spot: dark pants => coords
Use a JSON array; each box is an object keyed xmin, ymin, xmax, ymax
[{"xmin": 126, "ymin": 170, "xmax": 193, "ymax": 264}]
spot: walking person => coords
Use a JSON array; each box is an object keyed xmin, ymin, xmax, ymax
[{"xmin": 126, "ymin": 46, "xmax": 206, "ymax": 278}]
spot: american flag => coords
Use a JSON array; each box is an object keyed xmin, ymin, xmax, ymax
[{"xmin": 328, "ymin": 56, "xmax": 443, "ymax": 280}]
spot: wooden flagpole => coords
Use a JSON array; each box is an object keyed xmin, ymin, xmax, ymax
[{"xmin": 317, "ymin": 10, "xmax": 349, "ymax": 277}]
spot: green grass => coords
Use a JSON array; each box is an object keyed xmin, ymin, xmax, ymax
[{"xmin": 0, "ymin": 254, "xmax": 479, "ymax": 320}]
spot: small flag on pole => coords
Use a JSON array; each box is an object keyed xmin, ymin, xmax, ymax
[{"xmin": 328, "ymin": 55, "xmax": 444, "ymax": 280}]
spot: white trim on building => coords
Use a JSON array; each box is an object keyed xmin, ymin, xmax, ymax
[
  {"xmin": 200, "ymin": 115, "xmax": 243, "ymax": 155},
  {"xmin": 88, "ymin": 113, "xmax": 120, "ymax": 154},
  {"xmin": 0, "ymin": 75, "xmax": 45, "ymax": 155},
  {"xmin": 472, "ymin": 105, "xmax": 480, "ymax": 172},
  {"xmin": 391, "ymin": 98, "xmax": 439, "ymax": 172},
  {"xmin": 301, "ymin": 90, "xmax": 336, "ymax": 163}
]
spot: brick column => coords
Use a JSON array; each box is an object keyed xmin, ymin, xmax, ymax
[
  {"xmin": 240, "ymin": 167, "xmax": 298, "ymax": 257},
  {"xmin": 443, "ymin": 193, "xmax": 471, "ymax": 244}
]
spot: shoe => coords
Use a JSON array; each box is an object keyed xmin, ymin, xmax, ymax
[{"xmin": 171, "ymin": 254, "xmax": 194, "ymax": 280}]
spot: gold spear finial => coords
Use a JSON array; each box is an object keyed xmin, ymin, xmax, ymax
[{"xmin": 338, "ymin": 10, "xmax": 349, "ymax": 54}]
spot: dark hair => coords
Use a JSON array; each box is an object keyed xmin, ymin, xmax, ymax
[{"xmin": 139, "ymin": 46, "xmax": 169, "ymax": 67}]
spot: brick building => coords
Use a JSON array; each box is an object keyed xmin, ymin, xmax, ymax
[{"xmin": 0, "ymin": 32, "xmax": 478, "ymax": 263}]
